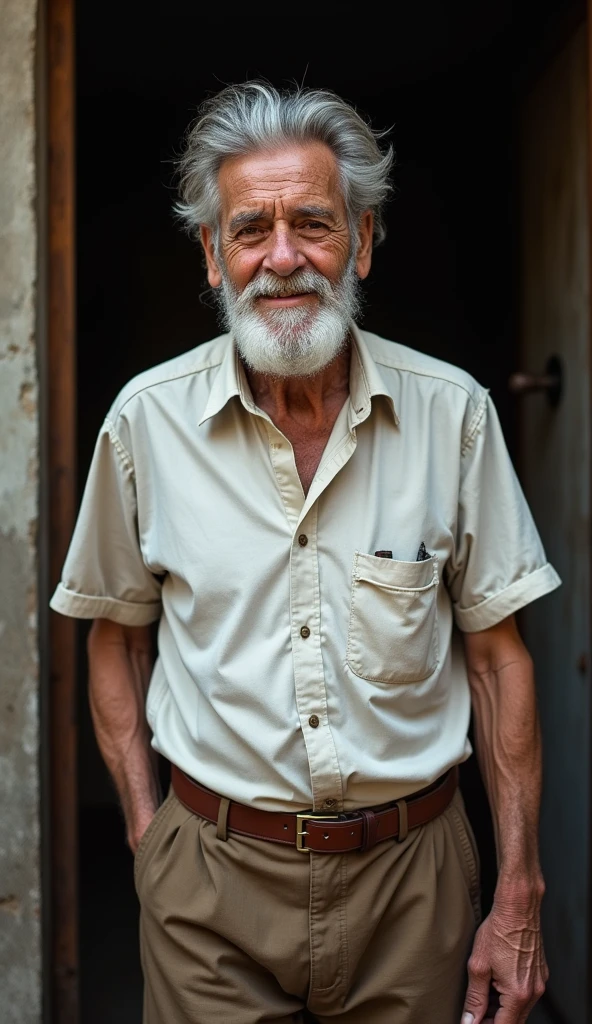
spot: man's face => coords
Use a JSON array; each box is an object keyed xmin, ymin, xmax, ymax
[{"xmin": 201, "ymin": 143, "xmax": 373, "ymax": 377}]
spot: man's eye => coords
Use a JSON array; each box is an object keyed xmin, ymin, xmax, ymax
[{"xmin": 303, "ymin": 221, "xmax": 327, "ymax": 230}]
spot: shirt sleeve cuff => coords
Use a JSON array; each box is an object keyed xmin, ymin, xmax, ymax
[
  {"xmin": 453, "ymin": 562, "xmax": 561, "ymax": 633},
  {"xmin": 50, "ymin": 582, "xmax": 161, "ymax": 626}
]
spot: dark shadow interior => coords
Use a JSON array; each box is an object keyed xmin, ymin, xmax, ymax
[{"xmin": 76, "ymin": 3, "xmax": 583, "ymax": 1019}]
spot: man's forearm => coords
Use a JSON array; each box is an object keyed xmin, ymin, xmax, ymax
[
  {"xmin": 461, "ymin": 617, "xmax": 548, "ymax": 1023},
  {"xmin": 466, "ymin": 617, "xmax": 544, "ymax": 897},
  {"xmin": 88, "ymin": 618, "xmax": 160, "ymax": 850}
]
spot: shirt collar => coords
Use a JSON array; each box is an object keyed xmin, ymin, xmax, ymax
[
  {"xmin": 198, "ymin": 337, "xmax": 249, "ymax": 426},
  {"xmin": 348, "ymin": 323, "xmax": 399, "ymax": 429},
  {"xmin": 198, "ymin": 324, "xmax": 399, "ymax": 428}
]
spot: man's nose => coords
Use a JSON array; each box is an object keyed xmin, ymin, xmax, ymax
[{"xmin": 261, "ymin": 226, "xmax": 306, "ymax": 277}]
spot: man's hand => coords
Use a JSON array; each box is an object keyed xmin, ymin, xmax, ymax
[
  {"xmin": 462, "ymin": 883, "xmax": 548, "ymax": 1023},
  {"xmin": 127, "ymin": 806, "xmax": 158, "ymax": 856}
]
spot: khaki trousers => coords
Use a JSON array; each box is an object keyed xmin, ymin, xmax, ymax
[{"xmin": 135, "ymin": 788, "xmax": 481, "ymax": 1023}]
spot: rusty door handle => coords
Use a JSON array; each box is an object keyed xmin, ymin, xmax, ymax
[{"xmin": 508, "ymin": 355, "xmax": 563, "ymax": 407}]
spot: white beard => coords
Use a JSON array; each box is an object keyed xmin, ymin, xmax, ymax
[{"xmin": 216, "ymin": 258, "xmax": 361, "ymax": 378}]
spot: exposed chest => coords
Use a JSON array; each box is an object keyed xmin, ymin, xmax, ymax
[
  {"xmin": 258, "ymin": 392, "xmax": 350, "ymax": 495},
  {"xmin": 277, "ymin": 422, "xmax": 336, "ymax": 495}
]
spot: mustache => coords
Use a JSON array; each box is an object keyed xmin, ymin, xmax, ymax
[{"xmin": 239, "ymin": 270, "xmax": 335, "ymax": 303}]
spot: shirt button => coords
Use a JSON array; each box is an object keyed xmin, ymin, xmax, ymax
[
  {"xmin": 324, "ymin": 797, "xmax": 337, "ymax": 809},
  {"xmin": 308, "ymin": 714, "xmax": 320, "ymax": 728},
  {"xmin": 298, "ymin": 534, "xmax": 308, "ymax": 547},
  {"xmin": 300, "ymin": 625, "xmax": 310, "ymax": 639}
]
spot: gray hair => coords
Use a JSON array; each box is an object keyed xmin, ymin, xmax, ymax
[{"xmin": 175, "ymin": 82, "xmax": 394, "ymax": 248}]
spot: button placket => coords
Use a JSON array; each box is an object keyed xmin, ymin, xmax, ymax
[
  {"xmin": 264, "ymin": 422, "xmax": 304, "ymax": 527},
  {"xmin": 295, "ymin": 429, "xmax": 358, "ymax": 532},
  {"xmin": 290, "ymin": 504, "xmax": 344, "ymax": 811}
]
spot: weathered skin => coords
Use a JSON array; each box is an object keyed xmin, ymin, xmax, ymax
[{"xmin": 201, "ymin": 142, "xmax": 373, "ymax": 494}]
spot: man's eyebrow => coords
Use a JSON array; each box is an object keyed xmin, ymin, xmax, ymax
[
  {"xmin": 228, "ymin": 209, "xmax": 266, "ymax": 232},
  {"xmin": 228, "ymin": 205, "xmax": 336, "ymax": 233},
  {"xmin": 293, "ymin": 205, "xmax": 335, "ymax": 221}
]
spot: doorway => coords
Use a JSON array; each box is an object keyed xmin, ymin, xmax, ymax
[{"xmin": 48, "ymin": 1, "xmax": 590, "ymax": 1020}]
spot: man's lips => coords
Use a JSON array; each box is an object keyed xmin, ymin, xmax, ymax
[{"xmin": 256, "ymin": 292, "xmax": 317, "ymax": 308}]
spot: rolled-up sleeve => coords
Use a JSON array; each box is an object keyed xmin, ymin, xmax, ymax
[
  {"xmin": 445, "ymin": 392, "xmax": 561, "ymax": 632},
  {"xmin": 50, "ymin": 417, "xmax": 162, "ymax": 626}
]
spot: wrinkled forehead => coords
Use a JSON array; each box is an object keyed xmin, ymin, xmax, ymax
[{"xmin": 217, "ymin": 142, "xmax": 347, "ymax": 221}]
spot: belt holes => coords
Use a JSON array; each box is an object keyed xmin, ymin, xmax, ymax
[
  {"xmin": 283, "ymin": 824, "xmax": 288, "ymax": 830},
  {"xmin": 323, "ymin": 833, "xmax": 330, "ymax": 839}
]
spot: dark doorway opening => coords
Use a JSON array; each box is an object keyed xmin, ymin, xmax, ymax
[{"xmin": 75, "ymin": 3, "xmax": 583, "ymax": 1020}]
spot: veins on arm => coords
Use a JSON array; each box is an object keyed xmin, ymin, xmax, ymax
[{"xmin": 462, "ymin": 615, "xmax": 544, "ymax": 895}]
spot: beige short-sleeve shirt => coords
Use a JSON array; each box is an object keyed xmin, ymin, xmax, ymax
[{"xmin": 51, "ymin": 327, "xmax": 560, "ymax": 811}]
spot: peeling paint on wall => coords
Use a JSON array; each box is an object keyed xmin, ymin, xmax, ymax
[{"xmin": 0, "ymin": 0, "xmax": 41, "ymax": 1021}]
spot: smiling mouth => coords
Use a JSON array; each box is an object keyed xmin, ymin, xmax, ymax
[{"xmin": 257, "ymin": 292, "xmax": 317, "ymax": 304}]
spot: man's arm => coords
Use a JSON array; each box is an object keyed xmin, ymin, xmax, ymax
[
  {"xmin": 461, "ymin": 614, "xmax": 548, "ymax": 1024},
  {"xmin": 87, "ymin": 618, "xmax": 161, "ymax": 853}
]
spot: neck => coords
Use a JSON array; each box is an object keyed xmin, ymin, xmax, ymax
[{"xmin": 244, "ymin": 342, "xmax": 352, "ymax": 427}]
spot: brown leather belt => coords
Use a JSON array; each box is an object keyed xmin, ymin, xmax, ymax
[{"xmin": 171, "ymin": 764, "xmax": 458, "ymax": 854}]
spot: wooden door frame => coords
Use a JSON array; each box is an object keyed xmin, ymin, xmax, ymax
[
  {"xmin": 47, "ymin": 0, "xmax": 78, "ymax": 1019},
  {"xmin": 588, "ymin": 6, "xmax": 592, "ymax": 1020}
]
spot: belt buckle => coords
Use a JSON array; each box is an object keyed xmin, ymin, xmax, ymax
[{"xmin": 296, "ymin": 811, "xmax": 340, "ymax": 852}]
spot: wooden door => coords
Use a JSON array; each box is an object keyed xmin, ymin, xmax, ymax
[{"xmin": 518, "ymin": 21, "xmax": 591, "ymax": 1024}]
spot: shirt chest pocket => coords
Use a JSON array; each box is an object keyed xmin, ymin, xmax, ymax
[{"xmin": 346, "ymin": 551, "xmax": 440, "ymax": 683}]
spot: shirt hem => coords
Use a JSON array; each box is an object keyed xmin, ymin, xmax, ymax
[
  {"xmin": 50, "ymin": 582, "xmax": 162, "ymax": 626},
  {"xmin": 453, "ymin": 563, "xmax": 561, "ymax": 633}
]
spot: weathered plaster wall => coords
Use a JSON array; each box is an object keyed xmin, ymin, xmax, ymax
[{"xmin": 0, "ymin": 0, "xmax": 41, "ymax": 1021}]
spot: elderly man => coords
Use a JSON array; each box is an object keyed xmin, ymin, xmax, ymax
[{"xmin": 51, "ymin": 83, "xmax": 560, "ymax": 1024}]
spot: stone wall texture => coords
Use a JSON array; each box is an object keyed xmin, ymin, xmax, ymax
[{"xmin": 0, "ymin": 0, "xmax": 41, "ymax": 1020}]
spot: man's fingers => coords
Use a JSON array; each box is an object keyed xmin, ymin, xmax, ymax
[
  {"xmin": 462, "ymin": 956, "xmax": 492, "ymax": 1024},
  {"xmin": 493, "ymin": 995, "xmax": 539, "ymax": 1024},
  {"xmin": 491, "ymin": 1005, "xmax": 520, "ymax": 1024}
]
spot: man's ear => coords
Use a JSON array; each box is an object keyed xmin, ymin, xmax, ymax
[
  {"xmin": 200, "ymin": 225, "xmax": 223, "ymax": 288},
  {"xmin": 356, "ymin": 211, "xmax": 373, "ymax": 280}
]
